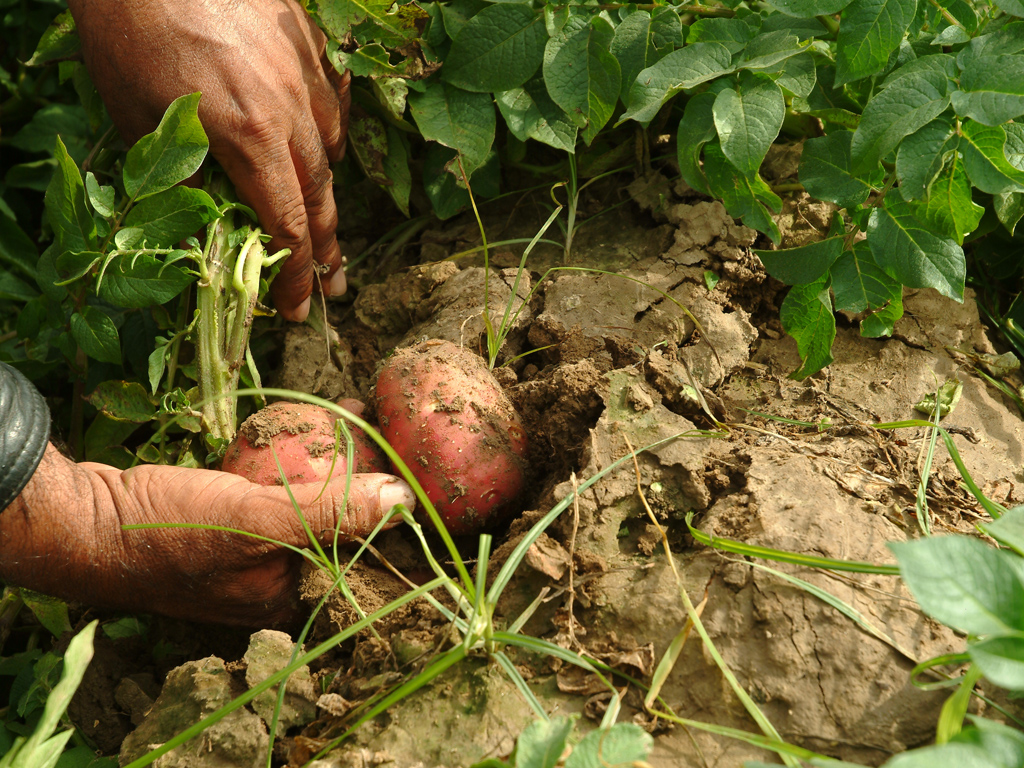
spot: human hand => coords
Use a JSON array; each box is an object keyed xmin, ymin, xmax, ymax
[
  {"xmin": 68, "ymin": 0, "xmax": 351, "ymax": 322},
  {"xmin": 0, "ymin": 445, "xmax": 413, "ymax": 627}
]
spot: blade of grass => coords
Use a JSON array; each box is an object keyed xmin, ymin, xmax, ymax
[{"xmin": 685, "ymin": 513, "xmax": 900, "ymax": 574}]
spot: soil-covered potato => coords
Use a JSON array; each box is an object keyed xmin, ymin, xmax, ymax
[
  {"xmin": 221, "ymin": 402, "xmax": 388, "ymax": 486},
  {"xmin": 373, "ymin": 339, "xmax": 528, "ymax": 534}
]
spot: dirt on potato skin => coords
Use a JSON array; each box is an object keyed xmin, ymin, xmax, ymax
[{"xmin": 67, "ymin": 166, "xmax": 1024, "ymax": 768}]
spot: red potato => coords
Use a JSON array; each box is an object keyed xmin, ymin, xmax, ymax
[
  {"xmin": 373, "ymin": 339, "xmax": 528, "ymax": 534},
  {"xmin": 221, "ymin": 401, "xmax": 389, "ymax": 486}
]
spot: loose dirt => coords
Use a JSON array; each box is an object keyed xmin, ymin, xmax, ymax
[{"xmin": 77, "ymin": 166, "xmax": 1024, "ymax": 767}]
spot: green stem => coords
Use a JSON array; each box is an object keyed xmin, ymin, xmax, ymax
[
  {"xmin": 816, "ymin": 13, "xmax": 840, "ymax": 36},
  {"xmin": 195, "ymin": 217, "xmax": 236, "ymax": 440}
]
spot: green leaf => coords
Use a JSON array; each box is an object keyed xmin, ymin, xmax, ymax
[
  {"xmin": 890, "ymin": 536, "xmax": 1024, "ymax": 636},
  {"xmin": 0, "ymin": 270, "xmax": 39, "ymax": 303},
  {"xmin": 443, "ymin": 4, "xmax": 547, "ymax": 92},
  {"xmin": 913, "ymin": 153, "xmax": 984, "ymax": 244},
  {"xmin": 686, "ymin": 17, "xmax": 756, "ymax": 53},
  {"xmin": 867, "ymin": 200, "xmax": 965, "ymax": 301},
  {"xmin": 0, "ymin": 215, "xmax": 38, "ymax": 280},
  {"xmin": 953, "ymin": 54, "xmax": 1024, "ymax": 125},
  {"xmin": 984, "ymin": 507, "xmax": 1024, "ymax": 556},
  {"xmin": 830, "ymin": 242, "xmax": 903, "ymax": 336},
  {"xmin": 123, "ymin": 187, "xmax": 220, "ymax": 247},
  {"xmin": 620, "ymin": 42, "xmax": 734, "ymax": 123},
  {"xmin": 773, "ymin": 52, "xmax": 817, "ymax": 97},
  {"xmin": 123, "ymin": 93, "xmax": 209, "ymax": 202},
  {"xmin": 960, "ymin": 120, "xmax": 1024, "ymax": 194},
  {"xmin": 884, "ymin": 742, "xmax": 1008, "ymax": 768},
  {"xmin": 780, "ymin": 274, "xmax": 836, "ymax": 379},
  {"xmin": 755, "ymin": 236, "xmax": 843, "ymax": 285},
  {"xmin": 850, "ymin": 64, "xmax": 954, "ymax": 173},
  {"xmin": 318, "ymin": 0, "xmax": 422, "ymax": 47},
  {"xmin": 564, "ymin": 724, "xmax": 652, "ymax": 768},
  {"xmin": 834, "ymin": 0, "xmax": 919, "ymax": 85},
  {"xmin": 19, "ymin": 591, "xmax": 70, "ymax": 638},
  {"xmin": 85, "ymin": 173, "xmax": 115, "ymax": 218},
  {"xmin": 800, "ymin": 131, "xmax": 881, "ymax": 208},
  {"xmin": 611, "ymin": 8, "xmax": 683, "ymax": 103},
  {"xmin": 896, "ymin": 117, "xmax": 959, "ymax": 201},
  {"xmin": 382, "ymin": 126, "xmax": 412, "ymax": 217},
  {"xmin": 970, "ymin": 636, "xmax": 1024, "ymax": 690},
  {"xmin": 9, "ymin": 104, "xmax": 90, "ymax": 157},
  {"xmin": 44, "ymin": 136, "xmax": 95, "ymax": 254},
  {"xmin": 713, "ymin": 71, "xmax": 785, "ymax": 174},
  {"xmin": 331, "ymin": 42, "xmax": 405, "ymax": 77},
  {"xmin": 70, "ymin": 307, "xmax": 121, "ymax": 365},
  {"xmin": 349, "ymin": 109, "xmax": 395, "ymax": 187},
  {"xmin": 543, "ymin": 15, "xmax": 621, "ymax": 145},
  {"xmin": 25, "ymin": 9, "xmax": 80, "ymax": 66},
  {"xmin": 736, "ymin": 30, "xmax": 807, "ymax": 71},
  {"xmin": 87, "ymin": 381, "xmax": 158, "ymax": 423},
  {"xmin": 676, "ymin": 92, "xmax": 717, "ymax": 194},
  {"xmin": 765, "ymin": 0, "xmax": 853, "ymax": 18},
  {"xmin": 957, "ymin": 22, "xmax": 1024, "ymax": 71},
  {"xmin": 423, "ymin": 145, "xmax": 499, "ymax": 219},
  {"xmin": 995, "ymin": 192, "xmax": 1024, "ymax": 235},
  {"xmin": 704, "ymin": 143, "xmax": 782, "ymax": 244},
  {"xmin": 409, "ymin": 79, "xmax": 495, "ymax": 177},
  {"xmin": 1005, "ymin": 123, "xmax": 1024, "ymax": 169},
  {"xmin": 497, "ymin": 76, "xmax": 578, "ymax": 152},
  {"xmin": 792, "ymin": 63, "xmax": 862, "ymax": 128},
  {"xmin": 514, "ymin": 716, "xmax": 574, "ymax": 768},
  {"xmin": 97, "ymin": 254, "xmax": 196, "ymax": 309},
  {"xmin": 993, "ymin": 0, "xmax": 1024, "ymax": 17}
]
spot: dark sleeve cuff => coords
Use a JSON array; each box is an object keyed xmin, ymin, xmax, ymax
[{"xmin": 0, "ymin": 362, "xmax": 50, "ymax": 513}]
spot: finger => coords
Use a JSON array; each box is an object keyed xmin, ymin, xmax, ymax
[
  {"xmin": 289, "ymin": 121, "xmax": 346, "ymax": 298},
  {"xmin": 276, "ymin": 473, "xmax": 413, "ymax": 544},
  {"xmin": 216, "ymin": 129, "xmax": 317, "ymax": 322},
  {"xmin": 315, "ymin": 64, "xmax": 351, "ymax": 163}
]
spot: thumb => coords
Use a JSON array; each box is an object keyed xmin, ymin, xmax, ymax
[{"xmin": 277, "ymin": 473, "xmax": 414, "ymax": 544}]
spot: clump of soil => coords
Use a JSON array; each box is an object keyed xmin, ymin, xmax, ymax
[{"xmin": 100, "ymin": 174, "xmax": 1024, "ymax": 768}]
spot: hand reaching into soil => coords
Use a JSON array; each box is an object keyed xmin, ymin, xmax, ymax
[
  {"xmin": 0, "ymin": 445, "xmax": 413, "ymax": 627},
  {"xmin": 67, "ymin": 0, "xmax": 351, "ymax": 322}
]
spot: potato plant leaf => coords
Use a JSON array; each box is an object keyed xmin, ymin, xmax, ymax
[
  {"xmin": 409, "ymin": 79, "xmax": 495, "ymax": 177},
  {"xmin": 867, "ymin": 200, "xmax": 965, "ymax": 301},
  {"xmin": 97, "ymin": 254, "xmax": 196, "ymax": 310},
  {"xmin": 496, "ymin": 76, "xmax": 578, "ymax": 152},
  {"xmin": 834, "ymin": 0, "xmax": 918, "ymax": 85},
  {"xmin": 686, "ymin": 17, "xmax": 755, "ymax": 53},
  {"xmin": 891, "ymin": 536, "xmax": 1024, "ymax": 637},
  {"xmin": 755, "ymin": 235, "xmax": 844, "ymax": 285},
  {"xmin": 443, "ymin": 3, "xmax": 546, "ymax": 93},
  {"xmin": 953, "ymin": 54, "xmax": 1024, "ymax": 127},
  {"xmin": 896, "ymin": 117, "xmax": 959, "ymax": 200},
  {"xmin": 318, "ymin": 0, "xmax": 423, "ymax": 47},
  {"xmin": 779, "ymin": 274, "xmax": 835, "ymax": 379},
  {"xmin": 771, "ymin": 52, "xmax": 817, "ymax": 97},
  {"xmin": 564, "ymin": 724, "xmax": 652, "ymax": 768},
  {"xmin": 70, "ymin": 307, "xmax": 121, "ymax": 365},
  {"xmin": 735, "ymin": 30, "xmax": 806, "ymax": 71},
  {"xmin": 959, "ymin": 120, "xmax": 1024, "ymax": 194},
  {"xmin": 87, "ymin": 381, "xmax": 158, "ymax": 423},
  {"xmin": 620, "ymin": 41, "xmax": 734, "ymax": 123},
  {"xmin": 765, "ymin": 0, "xmax": 852, "ymax": 18},
  {"xmin": 969, "ymin": 636, "xmax": 1024, "ymax": 690},
  {"xmin": 800, "ymin": 131, "xmax": 881, "ymax": 208},
  {"xmin": 123, "ymin": 187, "xmax": 221, "ymax": 247},
  {"xmin": 830, "ymin": 242, "xmax": 903, "ymax": 337},
  {"xmin": 713, "ymin": 71, "xmax": 785, "ymax": 174},
  {"xmin": 123, "ymin": 93, "xmax": 208, "ymax": 202},
  {"xmin": 44, "ymin": 136, "xmax": 95, "ymax": 255},
  {"xmin": 611, "ymin": 8, "xmax": 683, "ymax": 104},
  {"xmin": 676, "ymin": 92, "xmax": 717, "ymax": 195},
  {"xmin": 913, "ymin": 154, "xmax": 984, "ymax": 244},
  {"xmin": 850, "ymin": 63, "xmax": 954, "ymax": 174},
  {"xmin": 995, "ymin": 192, "xmax": 1024, "ymax": 235},
  {"xmin": 704, "ymin": 143, "xmax": 782, "ymax": 244},
  {"xmin": 543, "ymin": 15, "xmax": 621, "ymax": 145}
]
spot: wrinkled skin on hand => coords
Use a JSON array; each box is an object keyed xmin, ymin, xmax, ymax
[
  {"xmin": 68, "ymin": 0, "xmax": 351, "ymax": 322},
  {"xmin": 0, "ymin": 445, "xmax": 413, "ymax": 627}
]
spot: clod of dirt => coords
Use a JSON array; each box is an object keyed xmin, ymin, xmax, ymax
[
  {"xmin": 119, "ymin": 656, "xmax": 268, "ymax": 767},
  {"xmin": 356, "ymin": 266, "xmax": 533, "ymax": 363},
  {"xmin": 242, "ymin": 630, "xmax": 318, "ymax": 736}
]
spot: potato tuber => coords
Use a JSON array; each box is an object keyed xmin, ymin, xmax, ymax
[
  {"xmin": 373, "ymin": 339, "xmax": 528, "ymax": 534},
  {"xmin": 221, "ymin": 401, "xmax": 388, "ymax": 486}
]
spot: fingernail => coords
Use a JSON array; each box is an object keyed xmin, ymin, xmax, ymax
[
  {"xmin": 289, "ymin": 297, "xmax": 311, "ymax": 322},
  {"xmin": 327, "ymin": 269, "xmax": 347, "ymax": 297},
  {"xmin": 379, "ymin": 479, "xmax": 415, "ymax": 514}
]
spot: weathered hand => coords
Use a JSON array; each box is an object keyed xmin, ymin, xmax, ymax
[
  {"xmin": 0, "ymin": 445, "xmax": 413, "ymax": 627},
  {"xmin": 68, "ymin": 0, "xmax": 351, "ymax": 321}
]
